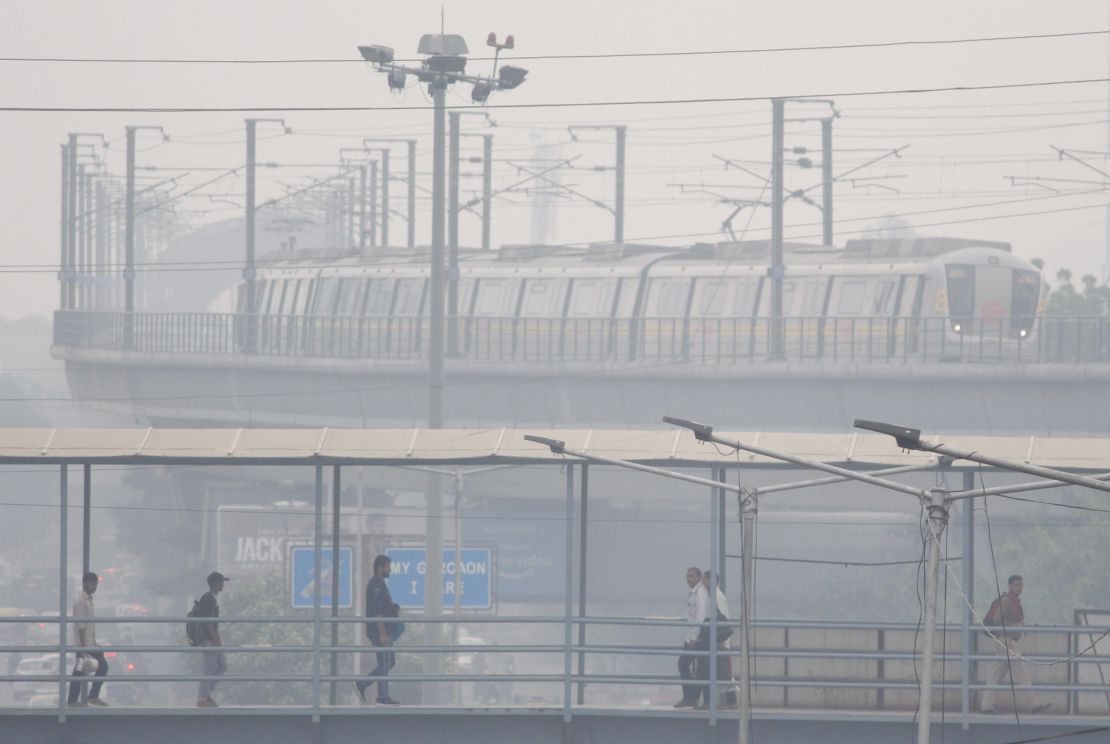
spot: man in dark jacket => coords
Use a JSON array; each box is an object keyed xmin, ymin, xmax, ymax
[
  {"xmin": 195, "ymin": 571, "xmax": 229, "ymax": 708},
  {"xmin": 354, "ymin": 555, "xmax": 400, "ymax": 706}
]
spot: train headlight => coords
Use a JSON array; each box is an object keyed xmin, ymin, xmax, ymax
[
  {"xmin": 1019, "ymin": 328, "xmax": 1028, "ymax": 338},
  {"xmin": 951, "ymin": 323, "xmax": 962, "ymax": 333}
]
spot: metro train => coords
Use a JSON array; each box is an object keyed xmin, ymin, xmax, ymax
[{"xmin": 225, "ymin": 236, "xmax": 1048, "ymax": 362}]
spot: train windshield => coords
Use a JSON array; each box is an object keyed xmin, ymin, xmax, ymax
[
  {"xmin": 945, "ymin": 264, "xmax": 974, "ymax": 332},
  {"xmin": 1012, "ymin": 269, "xmax": 1040, "ymax": 334}
]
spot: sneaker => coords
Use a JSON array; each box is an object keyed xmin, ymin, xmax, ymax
[
  {"xmin": 67, "ymin": 701, "xmax": 88, "ymax": 708},
  {"xmin": 1033, "ymin": 702, "xmax": 1052, "ymax": 713},
  {"xmin": 196, "ymin": 697, "xmax": 219, "ymax": 708},
  {"xmin": 376, "ymin": 697, "xmax": 401, "ymax": 707},
  {"xmin": 87, "ymin": 698, "xmax": 109, "ymax": 707},
  {"xmin": 353, "ymin": 682, "xmax": 367, "ymax": 703},
  {"xmin": 673, "ymin": 699, "xmax": 696, "ymax": 709}
]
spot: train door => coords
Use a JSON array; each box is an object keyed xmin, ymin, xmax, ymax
[
  {"xmin": 392, "ymin": 277, "xmax": 427, "ymax": 358},
  {"xmin": 687, "ymin": 277, "xmax": 730, "ymax": 362},
  {"xmin": 797, "ymin": 276, "xmax": 829, "ymax": 358},
  {"xmin": 641, "ymin": 276, "xmax": 694, "ymax": 359},
  {"xmin": 518, "ymin": 278, "xmax": 569, "ymax": 359},
  {"xmin": 468, "ymin": 277, "xmax": 523, "ymax": 358},
  {"xmin": 890, "ymin": 274, "xmax": 924, "ymax": 357},
  {"xmin": 564, "ymin": 278, "xmax": 619, "ymax": 360}
]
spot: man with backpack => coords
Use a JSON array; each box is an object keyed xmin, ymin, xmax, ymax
[
  {"xmin": 189, "ymin": 571, "xmax": 229, "ymax": 708},
  {"xmin": 979, "ymin": 574, "xmax": 1050, "ymax": 714}
]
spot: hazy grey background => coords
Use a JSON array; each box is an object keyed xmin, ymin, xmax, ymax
[{"xmin": 0, "ymin": 0, "xmax": 1108, "ymax": 320}]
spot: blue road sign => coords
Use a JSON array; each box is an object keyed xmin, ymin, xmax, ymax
[
  {"xmin": 384, "ymin": 547, "xmax": 493, "ymax": 610},
  {"xmin": 290, "ymin": 546, "xmax": 353, "ymax": 609}
]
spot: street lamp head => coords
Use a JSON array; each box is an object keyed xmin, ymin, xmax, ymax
[
  {"xmin": 487, "ymin": 32, "xmax": 498, "ymax": 47},
  {"xmin": 853, "ymin": 420, "xmax": 923, "ymax": 450},
  {"xmin": 523, "ymin": 435, "xmax": 566, "ymax": 455},
  {"xmin": 497, "ymin": 65, "xmax": 528, "ymax": 90},
  {"xmin": 662, "ymin": 416, "xmax": 714, "ymax": 442},
  {"xmin": 357, "ymin": 45, "xmax": 394, "ymax": 64}
]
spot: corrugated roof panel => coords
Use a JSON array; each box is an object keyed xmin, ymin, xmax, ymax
[
  {"xmin": 45, "ymin": 428, "xmax": 150, "ymax": 458},
  {"xmin": 0, "ymin": 428, "xmax": 55, "ymax": 456}
]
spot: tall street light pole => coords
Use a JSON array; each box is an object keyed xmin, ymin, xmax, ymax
[{"xmin": 358, "ymin": 31, "xmax": 528, "ymax": 704}]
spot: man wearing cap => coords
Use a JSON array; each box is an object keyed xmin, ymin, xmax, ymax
[{"xmin": 195, "ymin": 571, "xmax": 229, "ymax": 708}]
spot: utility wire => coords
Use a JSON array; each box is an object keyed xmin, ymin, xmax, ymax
[
  {"xmin": 3, "ymin": 77, "xmax": 1108, "ymax": 113},
  {"xmin": 2, "ymin": 29, "xmax": 1103, "ymax": 64}
]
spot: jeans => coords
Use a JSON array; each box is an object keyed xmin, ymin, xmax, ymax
[
  {"xmin": 365, "ymin": 646, "xmax": 396, "ymax": 701},
  {"xmin": 67, "ymin": 651, "xmax": 107, "ymax": 703},
  {"xmin": 198, "ymin": 640, "xmax": 227, "ymax": 699}
]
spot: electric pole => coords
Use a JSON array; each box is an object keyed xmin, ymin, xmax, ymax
[
  {"xmin": 448, "ymin": 111, "xmax": 490, "ymax": 356},
  {"xmin": 568, "ymin": 124, "xmax": 627, "ymax": 244},
  {"xmin": 821, "ymin": 117, "xmax": 833, "ymax": 246},
  {"xmin": 770, "ymin": 99, "xmax": 785, "ymax": 359},
  {"xmin": 482, "ymin": 134, "xmax": 493, "ymax": 250}
]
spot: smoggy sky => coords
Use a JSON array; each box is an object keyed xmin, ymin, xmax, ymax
[{"xmin": 1, "ymin": 0, "xmax": 1107, "ymax": 319}]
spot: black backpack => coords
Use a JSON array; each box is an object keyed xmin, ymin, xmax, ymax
[{"xmin": 185, "ymin": 598, "xmax": 205, "ymax": 646}]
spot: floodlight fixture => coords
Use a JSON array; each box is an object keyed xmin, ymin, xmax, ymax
[
  {"xmin": 853, "ymin": 419, "xmax": 923, "ymax": 450},
  {"xmin": 523, "ymin": 434, "xmax": 566, "ymax": 454},
  {"xmin": 358, "ymin": 45, "xmax": 394, "ymax": 64},
  {"xmin": 497, "ymin": 65, "xmax": 528, "ymax": 89},
  {"xmin": 471, "ymin": 82, "xmax": 492, "ymax": 103},
  {"xmin": 387, "ymin": 69, "xmax": 407, "ymax": 91},
  {"xmin": 661, "ymin": 416, "xmax": 714, "ymax": 442}
]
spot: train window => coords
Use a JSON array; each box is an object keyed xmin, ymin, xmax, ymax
[
  {"xmin": 519, "ymin": 279, "xmax": 568, "ymax": 317},
  {"xmin": 364, "ymin": 279, "xmax": 393, "ymax": 316},
  {"xmin": 393, "ymin": 278, "xmax": 426, "ymax": 316},
  {"xmin": 473, "ymin": 278, "xmax": 520, "ymax": 316},
  {"xmin": 273, "ymin": 280, "xmax": 289, "ymax": 315},
  {"xmin": 646, "ymin": 278, "xmax": 692, "ymax": 316},
  {"xmin": 285, "ymin": 280, "xmax": 303, "ymax": 315},
  {"xmin": 1013, "ymin": 269, "xmax": 1040, "ymax": 323},
  {"xmin": 732, "ymin": 279, "xmax": 759, "ymax": 316},
  {"xmin": 570, "ymin": 279, "xmax": 618, "ymax": 317},
  {"xmin": 801, "ymin": 278, "xmax": 827, "ymax": 316},
  {"xmin": 695, "ymin": 280, "xmax": 728, "ymax": 316},
  {"xmin": 311, "ymin": 279, "xmax": 340, "ymax": 316},
  {"xmin": 835, "ymin": 280, "xmax": 866, "ymax": 315},
  {"xmin": 335, "ymin": 278, "xmax": 364, "ymax": 317},
  {"xmin": 945, "ymin": 265, "xmax": 975, "ymax": 319},
  {"xmin": 613, "ymin": 278, "xmax": 637, "ymax": 317}
]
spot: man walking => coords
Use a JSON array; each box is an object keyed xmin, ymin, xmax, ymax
[
  {"xmin": 979, "ymin": 574, "xmax": 1050, "ymax": 714},
  {"xmin": 67, "ymin": 571, "xmax": 108, "ymax": 707},
  {"xmin": 195, "ymin": 571, "xmax": 229, "ymax": 708},
  {"xmin": 354, "ymin": 554, "xmax": 400, "ymax": 706},
  {"xmin": 698, "ymin": 570, "xmax": 739, "ymax": 709},
  {"xmin": 675, "ymin": 566, "xmax": 709, "ymax": 708}
]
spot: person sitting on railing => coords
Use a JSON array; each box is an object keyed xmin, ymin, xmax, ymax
[
  {"xmin": 979, "ymin": 574, "xmax": 1051, "ymax": 714},
  {"xmin": 354, "ymin": 555, "xmax": 401, "ymax": 707},
  {"xmin": 675, "ymin": 566, "xmax": 710, "ymax": 709}
]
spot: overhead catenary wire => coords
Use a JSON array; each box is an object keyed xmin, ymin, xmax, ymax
[
  {"xmin": 2, "ymin": 29, "xmax": 1104, "ymax": 65},
  {"xmin": 4, "ymin": 77, "xmax": 1110, "ymax": 113}
]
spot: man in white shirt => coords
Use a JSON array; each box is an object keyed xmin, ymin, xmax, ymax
[
  {"xmin": 699, "ymin": 570, "xmax": 739, "ymax": 709},
  {"xmin": 675, "ymin": 566, "xmax": 710, "ymax": 708},
  {"xmin": 67, "ymin": 571, "xmax": 108, "ymax": 707}
]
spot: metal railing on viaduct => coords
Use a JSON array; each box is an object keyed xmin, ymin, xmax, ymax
[{"xmin": 53, "ymin": 310, "xmax": 1110, "ymax": 365}]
